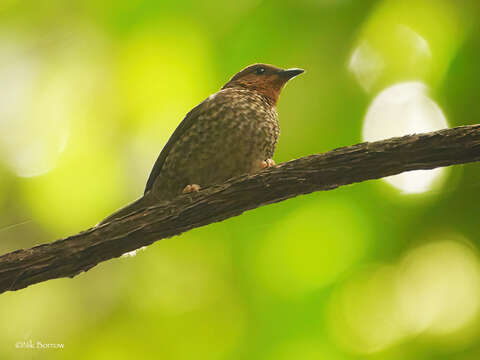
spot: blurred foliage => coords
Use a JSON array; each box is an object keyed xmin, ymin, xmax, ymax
[{"xmin": 1, "ymin": 0, "xmax": 480, "ymax": 359}]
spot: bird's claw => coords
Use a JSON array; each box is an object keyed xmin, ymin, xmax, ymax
[
  {"xmin": 261, "ymin": 159, "xmax": 276, "ymax": 169},
  {"xmin": 183, "ymin": 184, "xmax": 201, "ymax": 194}
]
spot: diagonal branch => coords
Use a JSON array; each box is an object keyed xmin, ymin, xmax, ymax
[{"xmin": 1, "ymin": 124, "xmax": 480, "ymax": 294}]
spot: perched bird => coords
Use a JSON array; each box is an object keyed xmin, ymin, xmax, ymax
[{"xmin": 100, "ymin": 63, "xmax": 304, "ymax": 224}]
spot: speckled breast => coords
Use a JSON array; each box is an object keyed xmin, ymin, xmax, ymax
[{"xmin": 153, "ymin": 88, "xmax": 279, "ymax": 200}]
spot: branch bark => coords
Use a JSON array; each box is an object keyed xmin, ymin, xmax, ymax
[{"xmin": 1, "ymin": 124, "xmax": 480, "ymax": 294}]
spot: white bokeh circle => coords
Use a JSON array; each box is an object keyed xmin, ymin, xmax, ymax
[{"xmin": 363, "ymin": 82, "xmax": 448, "ymax": 194}]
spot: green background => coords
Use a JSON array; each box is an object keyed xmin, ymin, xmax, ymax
[{"xmin": 1, "ymin": 0, "xmax": 480, "ymax": 359}]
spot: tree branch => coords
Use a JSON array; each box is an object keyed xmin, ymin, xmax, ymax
[{"xmin": 1, "ymin": 124, "xmax": 480, "ymax": 294}]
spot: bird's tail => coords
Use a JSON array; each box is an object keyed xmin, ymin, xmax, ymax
[{"xmin": 97, "ymin": 195, "xmax": 156, "ymax": 226}]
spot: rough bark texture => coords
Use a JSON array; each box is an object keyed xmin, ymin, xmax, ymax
[{"xmin": 1, "ymin": 124, "xmax": 480, "ymax": 294}]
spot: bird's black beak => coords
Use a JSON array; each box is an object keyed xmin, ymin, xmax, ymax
[{"xmin": 280, "ymin": 68, "xmax": 305, "ymax": 80}]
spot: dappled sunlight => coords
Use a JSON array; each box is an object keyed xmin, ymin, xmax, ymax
[
  {"xmin": 363, "ymin": 82, "xmax": 448, "ymax": 194},
  {"xmin": 327, "ymin": 233, "xmax": 480, "ymax": 355}
]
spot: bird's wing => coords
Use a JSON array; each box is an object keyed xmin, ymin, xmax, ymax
[{"xmin": 144, "ymin": 94, "xmax": 216, "ymax": 194}]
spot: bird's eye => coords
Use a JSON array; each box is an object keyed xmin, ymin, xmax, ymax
[{"xmin": 255, "ymin": 67, "xmax": 266, "ymax": 75}]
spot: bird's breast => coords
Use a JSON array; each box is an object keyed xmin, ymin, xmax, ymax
[{"xmin": 154, "ymin": 89, "xmax": 279, "ymax": 199}]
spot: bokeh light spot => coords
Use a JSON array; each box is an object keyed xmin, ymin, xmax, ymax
[
  {"xmin": 349, "ymin": 40, "xmax": 385, "ymax": 92},
  {"xmin": 349, "ymin": 0, "xmax": 466, "ymax": 92},
  {"xmin": 327, "ymin": 233, "xmax": 480, "ymax": 354},
  {"xmin": 397, "ymin": 237, "xmax": 480, "ymax": 336},
  {"xmin": 0, "ymin": 37, "xmax": 69, "ymax": 177},
  {"xmin": 349, "ymin": 24, "xmax": 432, "ymax": 93},
  {"xmin": 363, "ymin": 82, "xmax": 448, "ymax": 194}
]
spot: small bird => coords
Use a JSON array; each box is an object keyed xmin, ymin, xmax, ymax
[{"xmin": 100, "ymin": 63, "xmax": 304, "ymax": 224}]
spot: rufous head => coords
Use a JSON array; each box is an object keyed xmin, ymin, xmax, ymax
[{"xmin": 222, "ymin": 63, "xmax": 304, "ymax": 104}]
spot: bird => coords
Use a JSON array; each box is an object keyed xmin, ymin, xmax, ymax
[{"xmin": 99, "ymin": 63, "xmax": 304, "ymax": 225}]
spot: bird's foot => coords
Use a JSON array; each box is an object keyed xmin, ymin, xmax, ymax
[
  {"xmin": 261, "ymin": 158, "xmax": 276, "ymax": 169},
  {"xmin": 183, "ymin": 184, "xmax": 201, "ymax": 194}
]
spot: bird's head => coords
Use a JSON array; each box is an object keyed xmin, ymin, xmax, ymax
[{"xmin": 222, "ymin": 63, "xmax": 304, "ymax": 104}]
